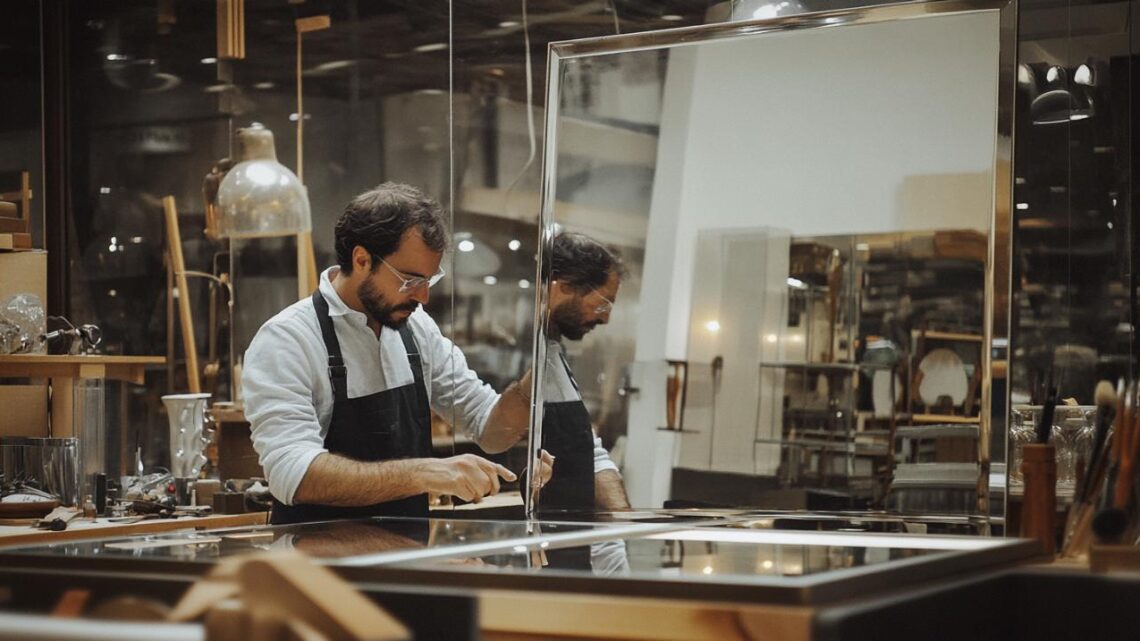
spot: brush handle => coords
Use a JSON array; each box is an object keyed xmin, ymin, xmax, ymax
[
  {"xmin": 1080, "ymin": 409, "xmax": 1113, "ymax": 503},
  {"xmin": 1037, "ymin": 389, "xmax": 1057, "ymax": 444}
]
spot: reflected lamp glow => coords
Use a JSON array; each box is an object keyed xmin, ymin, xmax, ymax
[
  {"xmin": 216, "ymin": 123, "xmax": 312, "ymax": 238},
  {"xmin": 705, "ymin": 0, "xmax": 808, "ymax": 22}
]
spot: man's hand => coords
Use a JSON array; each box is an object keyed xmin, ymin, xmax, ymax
[
  {"xmin": 536, "ymin": 449, "xmax": 555, "ymax": 488},
  {"xmin": 417, "ymin": 454, "xmax": 517, "ymax": 503}
]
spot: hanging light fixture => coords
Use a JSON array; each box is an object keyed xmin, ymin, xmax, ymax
[
  {"xmin": 216, "ymin": 123, "xmax": 312, "ymax": 238},
  {"xmin": 1030, "ymin": 66, "xmax": 1094, "ymax": 125},
  {"xmin": 705, "ymin": 0, "xmax": 808, "ymax": 23}
]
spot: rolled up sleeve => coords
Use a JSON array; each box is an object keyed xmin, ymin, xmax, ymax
[
  {"xmin": 242, "ymin": 320, "xmax": 328, "ymax": 505},
  {"xmin": 414, "ymin": 313, "xmax": 499, "ymax": 442},
  {"xmin": 593, "ymin": 435, "xmax": 618, "ymax": 474}
]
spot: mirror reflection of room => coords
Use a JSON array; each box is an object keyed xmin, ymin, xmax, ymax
[{"xmin": 542, "ymin": 10, "xmax": 1004, "ymax": 525}]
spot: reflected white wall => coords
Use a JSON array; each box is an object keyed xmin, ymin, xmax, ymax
[{"xmin": 624, "ymin": 12, "xmax": 1000, "ymax": 507}]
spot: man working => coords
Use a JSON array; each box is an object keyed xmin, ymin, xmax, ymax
[
  {"xmin": 538, "ymin": 232, "xmax": 631, "ymax": 512},
  {"xmin": 243, "ymin": 182, "xmax": 544, "ymax": 524}
]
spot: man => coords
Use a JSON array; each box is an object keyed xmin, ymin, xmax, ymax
[
  {"xmin": 538, "ymin": 232, "xmax": 631, "ymax": 512},
  {"xmin": 243, "ymin": 182, "xmax": 544, "ymax": 524}
]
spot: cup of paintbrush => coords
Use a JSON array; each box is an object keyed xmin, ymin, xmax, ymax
[
  {"xmin": 1061, "ymin": 381, "xmax": 1117, "ymax": 555},
  {"xmin": 1092, "ymin": 381, "xmax": 1136, "ymax": 545},
  {"xmin": 1021, "ymin": 386, "xmax": 1058, "ymax": 555}
]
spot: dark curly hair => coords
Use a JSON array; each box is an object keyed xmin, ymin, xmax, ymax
[
  {"xmin": 334, "ymin": 182, "xmax": 448, "ymax": 273},
  {"xmin": 550, "ymin": 232, "xmax": 626, "ymax": 294}
]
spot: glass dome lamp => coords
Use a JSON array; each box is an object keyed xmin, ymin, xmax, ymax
[
  {"xmin": 216, "ymin": 123, "xmax": 312, "ymax": 238},
  {"xmin": 705, "ymin": 0, "xmax": 808, "ymax": 23}
]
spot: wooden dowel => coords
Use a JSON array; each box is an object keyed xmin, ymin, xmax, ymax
[{"xmin": 163, "ymin": 196, "xmax": 201, "ymax": 393}]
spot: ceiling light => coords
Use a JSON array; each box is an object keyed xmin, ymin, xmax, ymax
[
  {"xmin": 414, "ymin": 88, "xmax": 446, "ymax": 96},
  {"xmin": 706, "ymin": 320, "xmax": 721, "ymax": 333},
  {"xmin": 508, "ymin": 239, "xmax": 521, "ymax": 251},
  {"xmin": 1017, "ymin": 63, "xmax": 1032, "ymax": 86},
  {"xmin": 314, "ymin": 60, "xmax": 355, "ymax": 72},
  {"xmin": 518, "ymin": 279, "xmax": 531, "ymax": 289},
  {"xmin": 786, "ymin": 277, "xmax": 807, "ymax": 289},
  {"xmin": 1016, "ymin": 203, "xmax": 1029, "ymax": 210},
  {"xmin": 766, "ymin": 334, "xmax": 778, "ymax": 343},
  {"xmin": 705, "ymin": 0, "xmax": 807, "ymax": 22},
  {"xmin": 1074, "ymin": 64, "xmax": 1094, "ymax": 86},
  {"xmin": 498, "ymin": 20, "xmax": 519, "ymax": 28},
  {"xmin": 105, "ymin": 53, "xmax": 129, "ymax": 61},
  {"xmin": 414, "ymin": 43, "xmax": 448, "ymax": 53},
  {"xmin": 1015, "ymin": 177, "xmax": 1026, "ymax": 185},
  {"xmin": 488, "ymin": 68, "xmax": 505, "ymax": 77},
  {"xmin": 254, "ymin": 81, "xmax": 275, "ymax": 90},
  {"xmin": 99, "ymin": 187, "xmax": 111, "ymax": 194},
  {"xmin": 483, "ymin": 275, "xmax": 498, "ymax": 285},
  {"xmin": 288, "ymin": 113, "xmax": 313, "ymax": 121},
  {"xmin": 1107, "ymin": 222, "xmax": 1114, "ymax": 230},
  {"xmin": 458, "ymin": 239, "xmax": 475, "ymax": 252},
  {"xmin": 200, "ymin": 57, "xmax": 218, "ymax": 64},
  {"xmin": 661, "ymin": 14, "xmax": 684, "ymax": 21}
]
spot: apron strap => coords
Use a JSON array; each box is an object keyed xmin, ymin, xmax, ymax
[
  {"xmin": 398, "ymin": 324, "xmax": 432, "ymax": 421},
  {"xmin": 557, "ymin": 349, "xmax": 580, "ymax": 393},
  {"xmin": 312, "ymin": 290, "xmax": 348, "ymax": 402}
]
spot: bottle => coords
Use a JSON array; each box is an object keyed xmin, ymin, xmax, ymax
[{"xmin": 82, "ymin": 494, "xmax": 97, "ymax": 519}]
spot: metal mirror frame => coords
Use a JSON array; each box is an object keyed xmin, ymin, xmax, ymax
[{"xmin": 526, "ymin": 0, "xmax": 1017, "ymax": 524}]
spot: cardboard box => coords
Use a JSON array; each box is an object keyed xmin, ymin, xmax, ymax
[
  {"xmin": 0, "ymin": 249, "xmax": 47, "ymax": 304},
  {"xmin": 0, "ymin": 384, "xmax": 49, "ymax": 437}
]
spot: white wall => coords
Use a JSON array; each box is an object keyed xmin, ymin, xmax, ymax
[{"xmin": 623, "ymin": 11, "xmax": 1001, "ymax": 506}]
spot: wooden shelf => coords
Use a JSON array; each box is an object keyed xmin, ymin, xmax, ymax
[
  {"xmin": 911, "ymin": 330, "xmax": 983, "ymax": 343},
  {"xmin": 908, "ymin": 414, "xmax": 981, "ymax": 425},
  {"xmin": 0, "ymin": 355, "xmax": 165, "ymax": 438},
  {"xmin": 0, "ymin": 354, "xmax": 165, "ymax": 385}
]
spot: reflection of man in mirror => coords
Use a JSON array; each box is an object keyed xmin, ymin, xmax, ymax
[{"xmin": 540, "ymin": 232, "xmax": 631, "ymax": 512}]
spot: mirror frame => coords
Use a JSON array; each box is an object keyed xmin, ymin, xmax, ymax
[{"xmin": 525, "ymin": 0, "xmax": 1017, "ymax": 524}]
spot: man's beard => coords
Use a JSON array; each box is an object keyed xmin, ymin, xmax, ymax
[
  {"xmin": 358, "ymin": 277, "xmax": 419, "ymax": 329},
  {"xmin": 550, "ymin": 299, "xmax": 598, "ymax": 341}
]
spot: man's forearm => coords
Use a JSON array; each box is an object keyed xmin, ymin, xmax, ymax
[
  {"xmin": 292, "ymin": 453, "xmax": 431, "ymax": 507},
  {"xmin": 479, "ymin": 372, "xmax": 533, "ymax": 453},
  {"xmin": 595, "ymin": 469, "xmax": 631, "ymax": 510}
]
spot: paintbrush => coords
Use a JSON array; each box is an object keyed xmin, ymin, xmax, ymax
[
  {"xmin": 1079, "ymin": 381, "xmax": 1118, "ymax": 503},
  {"xmin": 1036, "ymin": 385, "xmax": 1057, "ymax": 444},
  {"xmin": 1093, "ymin": 381, "xmax": 1136, "ymax": 544},
  {"xmin": 1062, "ymin": 381, "xmax": 1119, "ymax": 555}
]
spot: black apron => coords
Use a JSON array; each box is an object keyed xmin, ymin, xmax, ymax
[
  {"xmin": 270, "ymin": 290, "xmax": 434, "ymax": 525},
  {"xmin": 537, "ymin": 350, "xmax": 596, "ymax": 513}
]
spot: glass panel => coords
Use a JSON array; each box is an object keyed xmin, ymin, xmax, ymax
[
  {"xmin": 0, "ymin": 517, "xmax": 623, "ymax": 564},
  {"xmin": 0, "ymin": 0, "xmax": 43, "ymax": 248},
  {"xmin": 535, "ymin": 5, "xmax": 1012, "ymax": 525},
  {"xmin": 1009, "ymin": 0, "xmax": 1134, "ymax": 524}
]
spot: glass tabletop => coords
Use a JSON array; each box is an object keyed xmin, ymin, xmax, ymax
[{"xmin": 0, "ymin": 517, "xmax": 654, "ymax": 568}]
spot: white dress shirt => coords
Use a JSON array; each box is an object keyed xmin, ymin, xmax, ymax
[
  {"xmin": 543, "ymin": 340, "xmax": 619, "ymax": 475},
  {"xmin": 243, "ymin": 267, "xmax": 499, "ymax": 505}
]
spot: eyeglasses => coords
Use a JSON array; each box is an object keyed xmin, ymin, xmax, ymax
[
  {"xmin": 379, "ymin": 257, "xmax": 446, "ymax": 293},
  {"xmin": 590, "ymin": 289, "xmax": 614, "ymax": 315}
]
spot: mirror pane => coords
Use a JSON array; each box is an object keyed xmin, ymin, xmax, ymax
[{"xmin": 535, "ymin": 6, "xmax": 1010, "ymax": 526}]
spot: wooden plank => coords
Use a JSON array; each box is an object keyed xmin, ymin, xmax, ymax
[
  {"xmin": 481, "ymin": 591, "xmax": 812, "ymax": 641},
  {"xmin": 163, "ymin": 196, "xmax": 201, "ymax": 393},
  {"xmin": 0, "ymin": 511, "xmax": 268, "ymax": 548}
]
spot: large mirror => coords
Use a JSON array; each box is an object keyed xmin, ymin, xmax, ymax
[{"xmin": 528, "ymin": 0, "xmax": 1015, "ymax": 531}]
